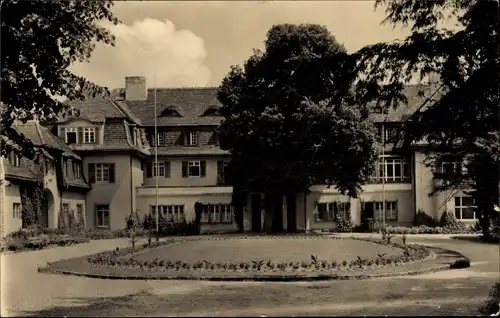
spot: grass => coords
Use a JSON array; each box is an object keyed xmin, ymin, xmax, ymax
[{"xmin": 126, "ymin": 236, "xmax": 402, "ymax": 263}]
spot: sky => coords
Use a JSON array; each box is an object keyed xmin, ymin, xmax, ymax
[{"xmin": 70, "ymin": 0, "xmax": 428, "ymax": 89}]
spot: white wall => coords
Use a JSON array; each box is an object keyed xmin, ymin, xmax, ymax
[
  {"xmin": 83, "ymin": 154, "xmax": 135, "ymax": 230},
  {"xmin": 3, "ymin": 183, "xmax": 22, "ymax": 235}
]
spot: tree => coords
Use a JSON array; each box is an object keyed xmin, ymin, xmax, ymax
[
  {"xmin": 353, "ymin": 0, "xmax": 499, "ymax": 239},
  {"xmin": 1, "ymin": 0, "xmax": 119, "ymax": 159},
  {"xmin": 20, "ymin": 160, "xmax": 45, "ymax": 229},
  {"xmin": 218, "ymin": 24, "xmax": 377, "ymax": 233}
]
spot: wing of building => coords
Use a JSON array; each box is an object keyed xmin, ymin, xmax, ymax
[{"xmin": 0, "ymin": 76, "xmax": 476, "ymax": 236}]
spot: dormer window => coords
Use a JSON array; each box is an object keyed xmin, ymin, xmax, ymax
[
  {"xmin": 188, "ymin": 132, "xmax": 198, "ymax": 146},
  {"xmin": 65, "ymin": 128, "xmax": 77, "ymax": 144},
  {"xmin": 160, "ymin": 106, "xmax": 182, "ymax": 117},
  {"xmin": 83, "ymin": 128, "xmax": 96, "ymax": 143},
  {"xmin": 8, "ymin": 152, "xmax": 21, "ymax": 167},
  {"xmin": 202, "ymin": 105, "xmax": 222, "ymax": 116},
  {"xmin": 73, "ymin": 161, "xmax": 82, "ymax": 178},
  {"xmin": 64, "ymin": 127, "xmax": 96, "ymax": 144}
]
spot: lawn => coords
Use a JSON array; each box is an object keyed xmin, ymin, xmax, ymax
[{"xmin": 126, "ymin": 237, "xmax": 402, "ymax": 263}]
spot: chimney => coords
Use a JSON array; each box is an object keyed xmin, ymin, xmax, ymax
[
  {"xmin": 427, "ymin": 72, "xmax": 440, "ymax": 89},
  {"xmin": 125, "ymin": 76, "xmax": 147, "ymax": 101}
]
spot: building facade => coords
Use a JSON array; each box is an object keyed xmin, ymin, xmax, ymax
[
  {"xmin": 0, "ymin": 121, "xmax": 90, "ymax": 236},
  {"xmin": 0, "ymin": 76, "xmax": 477, "ymax": 236}
]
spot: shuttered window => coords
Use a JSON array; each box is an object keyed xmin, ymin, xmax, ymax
[{"xmin": 89, "ymin": 163, "xmax": 115, "ymax": 183}]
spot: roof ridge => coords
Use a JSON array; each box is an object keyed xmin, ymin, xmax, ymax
[
  {"xmin": 34, "ymin": 121, "xmax": 45, "ymax": 145},
  {"xmin": 107, "ymin": 98, "xmax": 127, "ymax": 117}
]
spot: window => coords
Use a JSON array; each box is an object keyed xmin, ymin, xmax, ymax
[
  {"xmin": 436, "ymin": 161, "xmax": 464, "ymax": 175},
  {"xmin": 65, "ymin": 128, "xmax": 77, "ymax": 144},
  {"xmin": 371, "ymin": 157, "xmax": 411, "ymax": 183},
  {"xmin": 76, "ymin": 204, "xmax": 83, "ymax": 222},
  {"xmin": 189, "ymin": 161, "xmax": 200, "ymax": 176},
  {"xmin": 73, "ymin": 162, "xmax": 82, "ymax": 178},
  {"xmin": 9, "ymin": 152, "xmax": 21, "ymax": 167},
  {"xmin": 96, "ymin": 205, "xmax": 110, "ymax": 228},
  {"xmin": 217, "ymin": 160, "xmax": 230, "ymax": 185},
  {"xmin": 89, "ymin": 163, "xmax": 115, "ymax": 183},
  {"xmin": 83, "ymin": 128, "xmax": 96, "ymax": 143},
  {"xmin": 189, "ymin": 132, "xmax": 198, "ymax": 146},
  {"xmin": 45, "ymin": 160, "xmax": 53, "ymax": 174},
  {"xmin": 45, "ymin": 160, "xmax": 55, "ymax": 174},
  {"xmin": 374, "ymin": 201, "xmax": 398, "ymax": 221},
  {"xmin": 65, "ymin": 127, "xmax": 97, "ymax": 144},
  {"xmin": 182, "ymin": 160, "xmax": 207, "ymax": 178},
  {"xmin": 157, "ymin": 132, "xmax": 166, "ymax": 146},
  {"xmin": 64, "ymin": 159, "xmax": 69, "ymax": 176},
  {"xmin": 201, "ymin": 204, "xmax": 232, "ymax": 224},
  {"xmin": 62, "ymin": 203, "xmax": 70, "ymax": 216},
  {"xmin": 378, "ymin": 125, "xmax": 399, "ymax": 143},
  {"xmin": 202, "ymin": 106, "xmax": 222, "ymax": 116},
  {"xmin": 154, "ymin": 161, "xmax": 165, "ymax": 177},
  {"xmin": 316, "ymin": 202, "xmax": 350, "ymax": 222},
  {"xmin": 152, "ymin": 205, "xmax": 185, "ymax": 223},
  {"xmin": 146, "ymin": 161, "xmax": 170, "ymax": 178},
  {"xmin": 13, "ymin": 203, "xmax": 21, "ymax": 218},
  {"xmin": 454, "ymin": 196, "xmax": 475, "ymax": 220},
  {"xmin": 160, "ymin": 107, "xmax": 182, "ymax": 117}
]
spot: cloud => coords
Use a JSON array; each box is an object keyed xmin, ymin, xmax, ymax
[{"xmin": 70, "ymin": 18, "xmax": 212, "ymax": 88}]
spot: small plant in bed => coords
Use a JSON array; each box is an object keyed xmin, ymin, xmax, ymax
[{"xmin": 84, "ymin": 236, "xmax": 431, "ymax": 274}]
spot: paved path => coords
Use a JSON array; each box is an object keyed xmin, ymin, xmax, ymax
[{"xmin": 1, "ymin": 235, "xmax": 499, "ymax": 316}]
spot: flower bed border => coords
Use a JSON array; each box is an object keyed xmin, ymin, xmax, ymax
[
  {"xmin": 85, "ymin": 235, "xmax": 431, "ymax": 271},
  {"xmin": 38, "ymin": 235, "xmax": 470, "ymax": 281}
]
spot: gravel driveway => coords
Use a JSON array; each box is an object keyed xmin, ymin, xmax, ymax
[{"xmin": 1, "ymin": 234, "xmax": 498, "ymax": 317}]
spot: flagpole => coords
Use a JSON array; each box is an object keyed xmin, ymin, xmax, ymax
[
  {"xmin": 382, "ymin": 121, "xmax": 386, "ymax": 230},
  {"xmin": 154, "ymin": 71, "xmax": 159, "ymax": 239}
]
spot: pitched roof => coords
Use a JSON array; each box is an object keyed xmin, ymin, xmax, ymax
[
  {"xmin": 63, "ymin": 85, "xmax": 440, "ymax": 129},
  {"xmin": 69, "ymin": 120, "xmax": 149, "ymax": 156},
  {"xmin": 4, "ymin": 162, "xmax": 36, "ymax": 182},
  {"xmin": 123, "ymin": 88, "xmax": 222, "ymax": 126},
  {"xmin": 14, "ymin": 121, "xmax": 80, "ymax": 159},
  {"xmin": 59, "ymin": 97, "xmax": 126, "ymax": 123},
  {"xmin": 369, "ymin": 84, "xmax": 442, "ymax": 122}
]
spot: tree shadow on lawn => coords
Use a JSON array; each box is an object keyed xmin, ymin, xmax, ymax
[
  {"xmin": 18, "ymin": 275, "xmax": 494, "ymax": 317},
  {"xmin": 450, "ymin": 235, "xmax": 499, "ymax": 245}
]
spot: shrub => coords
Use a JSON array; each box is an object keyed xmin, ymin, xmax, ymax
[
  {"xmin": 413, "ymin": 210, "xmax": 438, "ymax": 227},
  {"xmin": 126, "ymin": 211, "xmax": 142, "ymax": 230},
  {"xmin": 335, "ymin": 211, "xmax": 353, "ymax": 233},
  {"xmin": 161, "ymin": 220, "xmax": 200, "ymax": 236},
  {"xmin": 478, "ymin": 282, "xmax": 500, "ymax": 315},
  {"xmin": 401, "ymin": 231, "xmax": 408, "ymax": 245},
  {"xmin": 6, "ymin": 238, "xmax": 27, "ymax": 251},
  {"xmin": 449, "ymin": 258, "xmax": 470, "ymax": 269},
  {"xmin": 143, "ymin": 213, "xmax": 156, "ymax": 231},
  {"xmin": 376, "ymin": 225, "xmax": 472, "ymax": 235},
  {"xmin": 3, "ymin": 235, "xmax": 90, "ymax": 252},
  {"xmin": 440, "ymin": 210, "xmax": 467, "ymax": 229}
]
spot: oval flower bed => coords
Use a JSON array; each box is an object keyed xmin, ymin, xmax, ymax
[{"xmin": 85, "ymin": 236, "xmax": 433, "ymax": 273}]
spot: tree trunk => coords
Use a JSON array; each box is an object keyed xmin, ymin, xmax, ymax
[
  {"xmin": 231, "ymin": 187, "xmax": 246, "ymax": 233},
  {"xmin": 474, "ymin": 154, "xmax": 500, "ymax": 239},
  {"xmin": 262, "ymin": 193, "xmax": 275, "ymax": 233}
]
